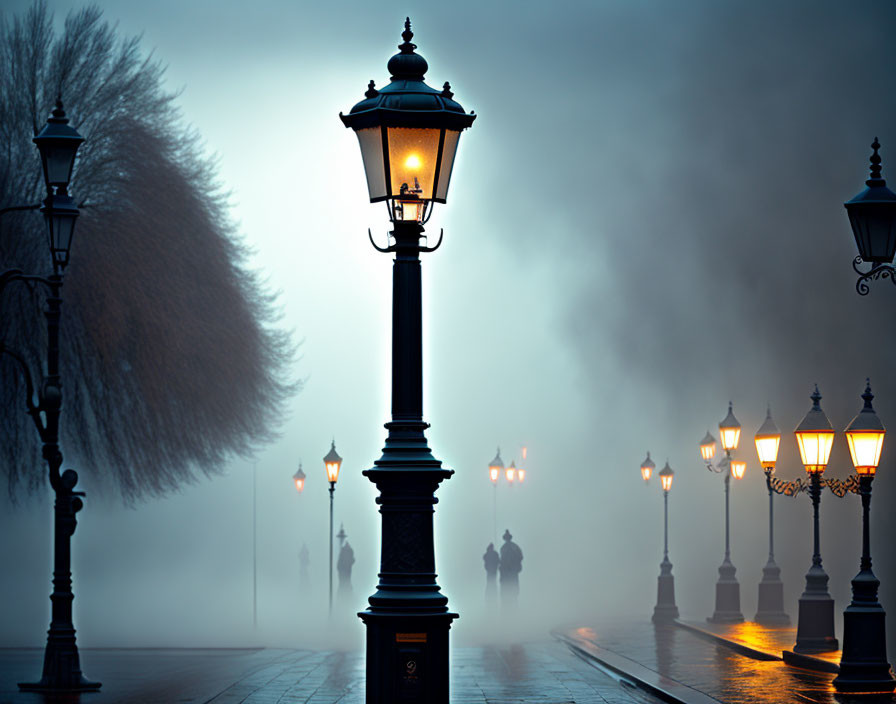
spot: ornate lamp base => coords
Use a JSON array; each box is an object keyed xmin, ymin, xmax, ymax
[
  {"xmin": 653, "ymin": 559, "xmax": 679, "ymax": 623},
  {"xmin": 755, "ymin": 562, "xmax": 790, "ymax": 625},
  {"xmin": 709, "ymin": 560, "xmax": 744, "ymax": 623},
  {"xmin": 794, "ymin": 593, "xmax": 838, "ymax": 653}
]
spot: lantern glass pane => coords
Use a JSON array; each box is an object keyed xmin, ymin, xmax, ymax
[
  {"xmin": 434, "ymin": 129, "xmax": 460, "ymax": 201},
  {"xmin": 755, "ymin": 435, "xmax": 780, "ymax": 467},
  {"xmin": 295, "ymin": 478, "xmax": 305, "ymax": 493},
  {"xmin": 661, "ymin": 474, "xmax": 673, "ymax": 491},
  {"xmin": 700, "ymin": 443, "xmax": 715, "ymax": 461},
  {"xmin": 489, "ymin": 467, "xmax": 499, "ymax": 483},
  {"xmin": 641, "ymin": 465, "xmax": 652, "ymax": 482},
  {"xmin": 518, "ymin": 468, "xmax": 526, "ymax": 483},
  {"xmin": 720, "ymin": 426, "xmax": 741, "ymax": 451},
  {"xmin": 795, "ymin": 430, "xmax": 834, "ymax": 472},
  {"xmin": 395, "ymin": 199, "xmax": 424, "ymax": 222},
  {"xmin": 849, "ymin": 207, "xmax": 896, "ymax": 263},
  {"xmin": 356, "ymin": 128, "xmax": 387, "ymax": 201},
  {"xmin": 45, "ymin": 145, "xmax": 77, "ymax": 187},
  {"xmin": 730, "ymin": 461, "xmax": 746, "ymax": 479},
  {"xmin": 49, "ymin": 213, "xmax": 76, "ymax": 266},
  {"xmin": 505, "ymin": 467, "xmax": 514, "ymax": 483},
  {"xmin": 387, "ymin": 127, "xmax": 441, "ymax": 199},
  {"xmin": 326, "ymin": 461, "xmax": 341, "ymax": 483},
  {"xmin": 846, "ymin": 430, "xmax": 884, "ymax": 474}
]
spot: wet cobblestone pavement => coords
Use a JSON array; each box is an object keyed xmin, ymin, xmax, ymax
[
  {"xmin": 0, "ymin": 641, "xmax": 665, "ymax": 704},
  {"xmin": 562, "ymin": 622, "xmax": 896, "ymax": 704}
]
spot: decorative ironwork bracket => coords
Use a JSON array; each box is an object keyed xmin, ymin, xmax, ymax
[
  {"xmin": 853, "ymin": 256, "xmax": 896, "ymax": 296},
  {"xmin": 769, "ymin": 473, "xmax": 860, "ymax": 497},
  {"xmin": 823, "ymin": 474, "xmax": 861, "ymax": 497},
  {"xmin": 368, "ymin": 227, "xmax": 444, "ymax": 254}
]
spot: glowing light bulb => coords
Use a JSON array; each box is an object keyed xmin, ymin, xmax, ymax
[{"xmin": 405, "ymin": 154, "xmax": 421, "ymax": 169}]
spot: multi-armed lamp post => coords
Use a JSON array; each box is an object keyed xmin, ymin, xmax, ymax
[
  {"xmin": 1, "ymin": 100, "xmax": 99, "ymax": 693},
  {"xmin": 700, "ymin": 404, "xmax": 747, "ymax": 623},
  {"xmin": 340, "ymin": 18, "xmax": 475, "ymax": 702},
  {"xmin": 752, "ymin": 409, "xmax": 791, "ymax": 625}
]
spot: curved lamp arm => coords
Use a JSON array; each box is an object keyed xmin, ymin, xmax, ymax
[
  {"xmin": 823, "ymin": 474, "xmax": 861, "ymax": 497},
  {"xmin": 768, "ymin": 475, "xmax": 811, "ymax": 496}
]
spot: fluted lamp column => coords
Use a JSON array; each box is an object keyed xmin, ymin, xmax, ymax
[
  {"xmin": 793, "ymin": 386, "xmax": 838, "ymax": 653},
  {"xmin": 753, "ymin": 408, "xmax": 790, "ymax": 625},
  {"xmin": 653, "ymin": 461, "xmax": 679, "ymax": 623},
  {"xmin": 834, "ymin": 381, "xmax": 895, "ymax": 692}
]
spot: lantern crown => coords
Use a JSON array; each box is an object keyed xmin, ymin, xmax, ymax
[
  {"xmin": 293, "ymin": 463, "xmax": 306, "ymax": 481},
  {"xmin": 796, "ymin": 386, "xmax": 834, "ymax": 434},
  {"xmin": 755, "ymin": 406, "xmax": 779, "ymax": 438},
  {"xmin": 32, "ymin": 98, "xmax": 84, "ymax": 191},
  {"xmin": 340, "ymin": 19, "xmax": 475, "ymax": 132},
  {"xmin": 641, "ymin": 451, "xmax": 655, "ymax": 470},
  {"xmin": 846, "ymin": 379, "xmax": 885, "ymax": 434},
  {"xmin": 489, "ymin": 447, "xmax": 504, "ymax": 469}
]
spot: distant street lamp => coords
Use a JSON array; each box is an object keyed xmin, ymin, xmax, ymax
[
  {"xmin": 845, "ymin": 139, "xmax": 896, "ymax": 295},
  {"xmin": 293, "ymin": 463, "xmax": 306, "ymax": 493},
  {"xmin": 488, "ymin": 448, "xmax": 503, "ymax": 542},
  {"xmin": 1, "ymin": 100, "xmax": 99, "ymax": 693},
  {"xmin": 323, "ymin": 441, "xmax": 342, "ymax": 617},
  {"xmin": 834, "ymin": 381, "xmax": 895, "ymax": 692},
  {"xmin": 752, "ymin": 409, "xmax": 790, "ymax": 625},
  {"xmin": 340, "ymin": 18, "xmax": 475, "ymax": 702},
  {"xmin": 506, "ymin": 460, "xmax": 517, "ymax": 484},
  {"xmin": 700, "ymin": 402, "xmax": 746, "ymax": 623},
  {"xmin": 652, "ymin": 461, "xmax": 679, "ymax": 623},
  {"xmin": 641, "ymin": 452, "xmax": 655, "ymax": 483}
]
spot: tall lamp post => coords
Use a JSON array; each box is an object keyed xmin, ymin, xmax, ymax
[
  {"xmin": 845, "ymin": 139, "xmax": 896, "ymax": 295},
  {"xmin": 700, "ymin": 403, "xmax": 747, "ymax": 623},
  {"xmin": 834, "ymin": 381, "xmax": 895, "ymax": 692},
  {"xmin": 792, "ymin": 386, "xmax": 838, "ymax": 653},
  {"xmin": 488, "ymin": 449, "xmax": 503, "ymax": 542},
  {"xmin": 652, "ymin": 461, "xmax": 679, "ymax": 623},
  {"xmin": 2, "ymin": 101, "xmax": 99, "ymax": 693},
  {"xmin": 323, "ymin": 441, "xmax": 342, "ymax": 617},
  {"xmin": 753, "ymin": 409, "xmax": 790, "ymax": 625},
  {"xmin": 340, "ymin": 18, "xmax": 475, "ymax": 702}
]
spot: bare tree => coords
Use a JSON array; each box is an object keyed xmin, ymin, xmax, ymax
[{"xmin": 0, "ymin": 1, "xmax": 299, "ymax": 501}]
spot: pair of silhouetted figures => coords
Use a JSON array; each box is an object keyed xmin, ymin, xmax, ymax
[
  {"xmin": 298, "ymin": 539, "xmax": 355, "ymax": 599},
  {"xmin": 483, "ymin": 529, "xmax": 523, "ymax": 609}
]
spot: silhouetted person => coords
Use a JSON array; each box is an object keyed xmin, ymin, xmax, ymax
[
  {"xmin": 499, "ymin": 529, "xmax": 523, "ymax": 609},
  {"xmin": 299, "ymin": 543, "xmax": 310, "ymax": 590},
  {"xmin": 483, "ymin": 542, "xmax": 500, "ymax": 603},
  {"xmin": 337, "ymin": 540, "xmax": 355, "ymax": 598}
]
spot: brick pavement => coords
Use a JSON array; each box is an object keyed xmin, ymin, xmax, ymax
[{"xmin": 0, "ymin": 641, "xmax": 665, "ymax": 704}]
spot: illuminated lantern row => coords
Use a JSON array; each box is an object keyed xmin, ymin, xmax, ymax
[{"xmin": 487, "ymin": 447, "xmax": 528, "ymax": 484}]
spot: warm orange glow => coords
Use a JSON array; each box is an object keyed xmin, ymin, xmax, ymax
[
  {"xmin": 521, "ymin": 446, "xmax": 528, "ymax": 461},
  {"xmin": 517, "ymin": 467, "xmax": 526, "ymax": 483},
  {"xmin": 847, "ymin": 430, "xmax": 885, "ymax": 475},
  {"xmin": 661, "ymin": 473, "xmax": 673, "ymax": 491},
  {"xmin": 506, "ymin": 463, "xmax": 515, "ymax": 483},
  {"xmin": 699, "ymin": 433, "xmax": 716, "ymax": 461},
  {"xmin": 405, "ymin": 153, "xmax": 421, "ymax": 169},
  {"xmin": 795, "ymin": 430, "xmax": 834, "ymax": 474},
  {"xmin": 395, "ymin": 198, "xmax": 424, "ymax": 222},
  {"xmin": 730, "ymin": 460, "xmax": 746, "ymax": 480},
  {"xmin": 754, "ymin": 435, "xmax": 780, "ymax": 469},
  {"xmin": 641, "ymin": 465, "xmax": 652, "ymax": 482},
  {"xmin": 489, "ymin": 467, "xmax": 499, "ymax": 483},
  {"xmin": 720, "ymin": 426, "xmax": 741, "ymax": 451},
  {"xmin": 294, "ymin": 477, "xmax": 305, "ymax": 493},
  {"xmin": 325, "ymin": 461, "xmax": 340, "ymax": 483}
]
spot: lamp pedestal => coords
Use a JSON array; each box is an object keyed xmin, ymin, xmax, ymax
[
  {"xmin": 833, "ymin": 476, "xmax": 895, "ymax": 692},
  {"xmin": 755, "ymin": 481, "xmax": 790, "ymax": 625},
  {"xmin": 653, "ymin": 557, "xmax": 679, "ymax": 623},
  {"xmin": 360, "ymin": 221, "xmax": 456, "ymax": 703},
  {"xmin": 794, "ymin": 475, "xmax": 837, "ymax": 653}
]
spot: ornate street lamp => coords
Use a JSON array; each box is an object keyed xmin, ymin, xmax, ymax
[
  {"xmin": 701, "ymin": 403, "xmax": 745, "ymax": 623},
  {"xmin": 653, "ymin": 461, "xmax": 679, "ymax": 623},
  {"xmin": 752, "ymin": 409, "xmax": 790, "ymax": 625},
  {"xmin": 641, "ymin": 451, "xmax": 655, "ymax": 483},
  {"xmin": 293, "ymin": 463, "xmax": 306, "ymax": 493},
  {"xmin": 791, "ymin": 386, "xmax": 839, "ymax": 653},
  {"xmin": 506, "ymin": 460, "xmax": 517, "ymax": 484},
  {"xmin": 323, "ymin": 440, "xmax": 342, "ymax": 617},
  {"xmin": 834, "ymin": 381, "xmax": 895, "ymax": 692},
  {"xmin": 488, "ymin": 448, "xmax": 502, "ymax": 542},
  {"xmin": 846, "ymin": 139, "xmax": 896, "ymax": 295},
  {"xmin": 2, "ymin": 101, "xmax": 99, "ymax": 693},
  {"xmin": 341, "ymin": 18, "xmax": 475, "ymax": 702}
]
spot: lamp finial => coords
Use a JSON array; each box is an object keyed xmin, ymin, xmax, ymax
[{"xmin": 868, "ymin": 137, "xmax": 884, "ymax": 184}]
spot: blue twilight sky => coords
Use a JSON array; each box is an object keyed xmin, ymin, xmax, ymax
[{"xmin": 1, "ymin": 0, "xmax": 896, "ymax": 649}]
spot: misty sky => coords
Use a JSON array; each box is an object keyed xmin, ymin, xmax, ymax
[{"xmin": 1, "ymin": 0, "xmax": 896, "ymax": 652}]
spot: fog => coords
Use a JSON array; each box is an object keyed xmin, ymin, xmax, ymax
[{"xmin": 1, "ymin": 0, "xmax": 895, "ymax": 655}]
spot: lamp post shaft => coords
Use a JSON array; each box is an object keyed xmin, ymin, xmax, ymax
[
  {"xmin": 493, "ymin": 483, "xmax": 497, "ymax": 544},
  {"xmin": 653, "ymin": 488, "xmax": 678, "ymax": 622},
  {"xmin": 329, "ymin": 482, "xmax": 335, "ymax": 617},
  {"xmin": 834, "ymin": 475, "xmax": 895, "ymax": 691},
  {"xmin": 17, "ymin": 275, "xmax": 99, "ymax": 692},
  {"xmin": 663, "ymin": 490, "xmax": 668, "ymax": 559},
  {"xmin": 709, "ymin": 451, "xmax": 742, "ymax": 623},
  {"xmin": 755, "ymin": 471, "xmax": 789, "ymax": 624},
  {"xmin": 360, "ymin": 221, "xmax": 456, "ymax": 703},
  {"xmin": 794, "ymin": 472, "xmax": 837, "ymax": 653}
]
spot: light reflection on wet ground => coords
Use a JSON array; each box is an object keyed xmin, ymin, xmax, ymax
[
  {"xmin": 692, "ymin": 620, "xmax": 842, "ymax": 667},
  {"xmin": 571, "ymin": 622, "xmax": 896, "ymax": 704}
]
